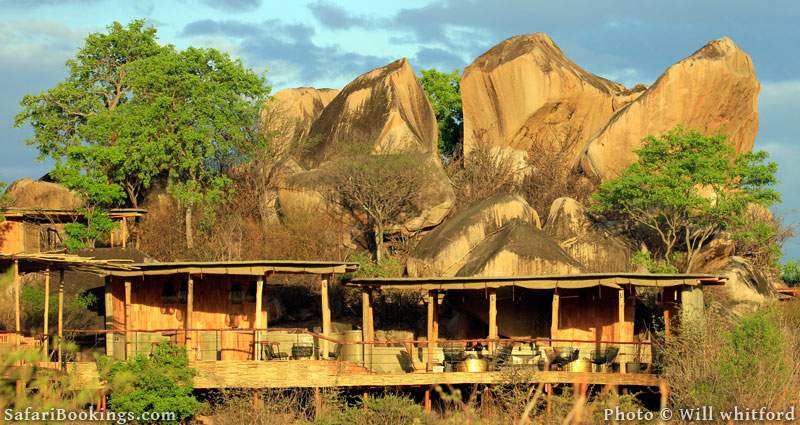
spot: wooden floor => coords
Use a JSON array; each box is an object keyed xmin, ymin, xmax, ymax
[{"xmin": 67, "ymin": 360, "xmax": 663, "ymax": 389}]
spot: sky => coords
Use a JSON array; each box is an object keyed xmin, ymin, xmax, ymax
[{"xmin": 1, "ymin": 0, "xmax": 798, "ymax": 257}]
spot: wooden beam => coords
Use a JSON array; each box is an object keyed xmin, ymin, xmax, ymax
[
  {"xmin": 43, "ymin": 267, "xmax": 50, "ymax": 357},
  {"xmin": 186, "ymin": 276, "xmax": 194, "ymax": 359},
  {"xmin": 426, "ymin": 290, "xmax": 438, "ymax": 372},
  {"xmin": 124, "ymin": 280, "xmax": 131, "ymax": 360},
  {"xmin": 320, "ymin": 276, "xmax": 332, "ymax": 359},
  {"xmin": 104, "ymin": 277, "xmax": 113, "ymax": 357},
  {"xmin": 550, "ymin": 291, "xmax": 560, "ymax": 343},
  {"xmin": 254, "ymin": 278, "xmax": 264, "ymax": 360},
  {"xmin": 619, "ymin": 288, "xmax": 626, "ymax": 374},
  {"xmin": 488, "ymin": 288, "xmax": 498, "ymax": 353},
  {"xmin": 13, "ymin": 259, "xmax": 20, "ymax": 343},
  {"xmin": 58, "ymin": 270, "xmax": 64, "ymax": 366}
]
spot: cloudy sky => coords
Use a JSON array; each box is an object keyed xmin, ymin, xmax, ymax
[{"xmin": 1, "ymin": 0, "xmax": 798, "ymax": 257}]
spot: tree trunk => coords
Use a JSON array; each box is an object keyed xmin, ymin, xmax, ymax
[
  {"xmin": 373, "ymin": 226, "xmax": 384, "ymax": 263},
  {"xmin": 185, "ymin": 206, "xmax": 194, "ymax": 249}
]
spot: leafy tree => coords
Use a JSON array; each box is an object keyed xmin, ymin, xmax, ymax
[
  {"xmin": 99, "ymin": 342, "xmax": 199, "ymax": 423},
  {"xmin": 419, "ymin": 68, "xmax": 462, "ymax": 158},
  {"xmin": 0, "ymin": 181, "xmax": 9, "ymax": 220},
  {"xmin": 591, "ymin": 127, "xmax": 780, "ymax": 272},
  {"xmin": 15, "ymin": 20, "xmax": 269, "ymax": 248}
]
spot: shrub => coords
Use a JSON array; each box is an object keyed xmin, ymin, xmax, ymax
[
  {"xmin": 99, "ymin": 342, "xmax": 200, "ymax": 423},
  {"xmin": 781, "ymin": 260, "xmax": 800, "ymax": 287},
  {"xmin": 321, "ymin": 394, "xmax": 427, "ymax": 425}
]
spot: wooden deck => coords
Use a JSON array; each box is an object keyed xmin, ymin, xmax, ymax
[{"xmin": 67, "ymin": 360, "xmax": 663, "ymax": 389}]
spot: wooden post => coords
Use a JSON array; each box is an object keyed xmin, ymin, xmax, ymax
[
  {"xmin": 313, "ymin": 387, "xmax": 322, "ymax": 419},
  {"xmin": 320, "ymin": 276, "xmax": 332, "ymax": 359},
  {"xmin": 58, "ymin": 270, "xmax": 64, "ymax": 366},
  {"xmin": 43, "ymin": 267, "xmax": 50, "ymax": 358},
  {"xmin": 124, "ymin": 280, "xmax": 131, "ymax": 360},
  {"xmin": 186, "ymin": 276, "xmax": 194, "ymax": 359},
  {"xmin": 426, "ymin": 290, "xmax": 438, "ymax": 372},
  {"xmin": 545, "ymin": 384, "xmax": 553, "ymax": 416},
  {"xmin": 488, "ymin": 288, "xmax": 498, "ymax": 353},
  {"xmin": 13, "ymin": 260, "xmax": 20, "ymax": 344},
  {"xmin": 361, "ymin": 288, "xmax": 374, "ymax": 368},
  {"xmin": 104, "ymin": 277, "xmax": 114, "ymax": 357},
  {"xmin": 619, "ymin": 288, "xmax": 626, "ymax": 374},
  {"xmin": 424, "ymin": 387, "xmax": 432, "ymax": 413},
  {"xmin": 121, "ymin": 216, "xmax": 128, "ymax": 248},
  {"xmin": 550, "ymin": 291, "xmax": 560, "ymax": 344},
  {"xmin": 254, "ymin": 277, "xmax": 264, "ymax": 360},
  {"xmin": 263, "ymin": 273, "xmax": 270, "ymax": 330},
  {"xmin": 659, "ymin": 379, "xmax": 669, "ymax": 412},
  {"xmin": 663, "ymin": 289, "xmax": 671, "ymax": 338}
]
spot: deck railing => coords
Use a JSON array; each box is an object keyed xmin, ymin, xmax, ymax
[{"xmin": 5, "ymin": 328, "xmax": 658, "ymax": 376}]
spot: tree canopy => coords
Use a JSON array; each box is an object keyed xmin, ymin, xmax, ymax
[
  {"xmin": 419, "ymin": 68, "xmax": 462, "ymax": 159},
  {"xmin": 15, "ymin": 20, "xmax": 269, "ymax": 248},
  {"xmin": 591, "ymin": 127, "xmax": 780, "ymax": 272}
]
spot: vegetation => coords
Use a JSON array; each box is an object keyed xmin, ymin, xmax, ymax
[
  {"xmin": 99, "ymin": 342, "xmax": 200, "ymax": 423},
  {"xmin": 419, "ymin": 68, "xmax": 463, "ymax": 159},
  {"xmin": 15, "ymin": 19, "xmax": 269, "ymax": 248},
  {"xmin": 1, "ymin": 346, "xmax": 99, "ymax": 412},
  {"xmin": 660, "ymin": 303, "xmax": 800, "ymax": 413},
  {"xmin": 592, "ymin": 127, "xmax": 780, "ymax": 272},
  {"xmin": 782, "ymin": 260, "xmax": 800, "ymax": 286},
  {"xmin": 329, "ymin": 151, "xmax": 431, "ymax": 262}
]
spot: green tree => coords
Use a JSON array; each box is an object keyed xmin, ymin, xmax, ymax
[
  {"xmin": 99, "ymin": 342, "xmax": 199, "ymax": 423},
  {"xmin": 591, "ymin": 127, "xmax": 780, "ymax": 272},
  {"xmin": 419, "ymin": 68, "xmax": 462, "ymax": 158},
  {"xmin": 15, "ymin": 20, "xmax": 269, "ymax": 249}
]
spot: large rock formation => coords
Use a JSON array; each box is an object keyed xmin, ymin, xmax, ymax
[
  {"xmin": 261, "ymin": 87, "xmax": 339, "ymax": 154},
  {"xmin": 277, "ymin": 58, "xmax": 455, "ymax": 235},
  {"xmin": 407, "ymin": 193, "xmax": 541, "ymax": 277},
  {"xmin": 544, "ymin": 197, "xmax": 634, "ymax": 272},
  {"xmin": 5, "ymin": 178, "xmax": 82, "ymax": 209},
  {"xmin": 461, "ymin": 33, "xmax": 625, "ymax": 171},
  {"xmin": 300, "ymin": 58, "xmax": 440, "ymax": 168},
  {"xmin": 408, "ymin": 193, "xmax": 582, "ymax": 278},
  {"xmin": 582, "ymin": 37, "xmax": 759, "ymax": 180},
  {"xmin": 456, "ymin": 219, "xmax": 584, "ymax": 277}
]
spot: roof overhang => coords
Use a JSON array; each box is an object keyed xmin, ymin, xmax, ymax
[{"xmin": 345, "ymin": 273, "xmax": 727, "ymax": 291}]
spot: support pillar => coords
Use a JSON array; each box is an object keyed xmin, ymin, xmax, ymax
[
  {"xmin": 104, "ymin": 277, "xmax": 113, "ymax": 357},
  {"xmin": 58, "ymin": 270, "xmax": 64, "ymax": 367},
  {"xmin": 124, "ymin": 280, "xmax": 131, "ymax": 359},
  {"xmin": 186, "ymin": 276, "xmax": 194, "ymax": 359},
  {"xmin": 42, "ymin": 267, "xmax": 50, "ymax": 358},
  {"xmin": 619, "ymin": 288, "xmax": 626, "ymax": 374},
  {"xmin": 488, "ymin": 288, "xmax": 498, "ymax": 353},
  {"xmin": 13, "ymin": 260, "xmax": 20, "ymax": 345},
  {"xmin": 424, "ymin": 387, "xmax": 432, "ymax": 413},
  {"xmin": 663, "ymin": 288, "xmax": 672, "ymax": 338},
  {"xmin": 320, "ymin": 276, "xmax": 332, "ymax": 359},
  {"xmin": 254, "ymin": 277, "xmax": 264, "ymax": 360},
  {"xmin": 361, "ymin": 288, "xmax": 374, "ymax": 369},
  {"xmin": 550, "ymin": 291, "xmax": 560, "ymax": 344},
  {"xmin": 426, "ymin": 290, "xmax": 438, "ymax": 372}
]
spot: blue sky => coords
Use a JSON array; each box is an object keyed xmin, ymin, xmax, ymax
[{"xmin": 1, "ymin": 0, "xmax": 798, "ymax": 257}]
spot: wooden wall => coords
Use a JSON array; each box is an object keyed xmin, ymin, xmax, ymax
[
  {"xmin": 110, "ymin": 274, "xmax": 269, "ymax": 360},
  {"xmin": 553, "ymin": 286, "xmax": 634, "ymax": 345},
  {"xmin": 0, "ymin": 219, "xmax": 23, "ymax": 254}
]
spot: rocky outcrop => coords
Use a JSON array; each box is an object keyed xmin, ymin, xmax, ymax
[
  {"xmin": 461, "ymin": 33, "xmax": 625, "ymax": 172},
  {"xmin": 582, "ymin": 37, "xmax": 759, "ymax": 180},
  {"xmin": 261, "ymin": 87, "xmax": 339, "ymax": 154},
  {"xmin": 277, "ymin": 58, "xmax": 455, "ymax": 235},
  {"xmin": 407, "ymin": 193, "xmax": 541, "ymax": 277},
  {"xmin": 301, "ymin": 58, "xmax": 440, "ymax": 168},
  {"xmin": 5, "ymin": 178, "xmax": 82, "ymax": 209},
  {"xmin": 544, "ymin": 197, "xmax": 634, "ymax": 272},
  {"xmin": 456, "ymin": 219, "xmax": 584, "ymax": 277}
]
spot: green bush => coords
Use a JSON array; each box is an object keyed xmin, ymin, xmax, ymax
[
  {"xmin": 781, "ymin": 260, "xmax": 800, "ymax": 286},
  {"xmin": 99, "ymin": 342, "xmax": 200, "ymax": 423}
]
